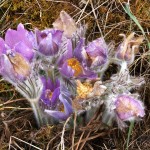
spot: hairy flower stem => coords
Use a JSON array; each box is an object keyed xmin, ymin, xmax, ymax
[
  {"xmin": 30, "ymin": 100, "xmax": 44, "ymax": 128},
  {"xmin": 120, "ymin": 61, "xmax": 128, "ymax": 74},
  {"xmin": 99, "ymin": 61, "xmax": 110, "ymax": 79},
  {"xmin": 102, "ymin": 110, "xmax": 114, "ymax": 126},
  {"xmin": 47, "ymin": 68, "xmax": 55, "ymax": 83}
]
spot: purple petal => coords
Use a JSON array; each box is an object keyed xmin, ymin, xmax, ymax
[
  {"xmin": 0, "ymin": 38, "xmax": 6, "ymax": 54},
  {"xmin": 57, "ymin": 39, "xmax": 73, "ymax": 66},
  {"xmin": 115, "ymin": 95, "xmax": 145, "ymax": 121},
  {"xmin": 35, "ymin": 28, "xmax": 51, "ymax": 43},
  {"xmin": 40, "ymin": 77, "xmax": 60, "ymax": 106},
  {"xmin": 5, "ymin": 24, "xmax": 33, "ymax": 49},
  {"xmin": 45, "ymin": 94, "xmax": 73, "ymax": 121},
  {"xmin": 40, "ymin": 88, "xmax": 60, "ymax": 106},
  {"xmin": 47, "ymin": 78, "xmax": 60, "ymax": 91},
  {"xmin": 17, "ymin": 23, "xmax": 26, "ymax": 32},
  {"xmin": 5, "ymin": 29, "xmax": 20, "ymax": 48},
  {"xmin": 51, "ymin": 30, "xmax": 63, "ymax": 46},
  {"xmin": 59, "ymin": 94, "xmax": 73, "ymax": 116},
  {"xmin": 0, "ymin": 52, "xmax": 30, "ymax": 81},
  {"xmin": 14, "ymin": 42, "xmax": 34, "ymax": 61},
  {"xmin": 85, "ymin": 38, "xmax": 108, "ymax": 66},
  {"xmin": 74, "ymin": 38, "xmax": 85, "ymax": 62},
  {"xmin": 44, "ymin": 83, "xmax": 73, "ymax": 121},
  {"xmin": 45, "ymin": 77, "xmax": 52, "ymax": 90},
  {"xmin": 40, "ymin": 96, "xmax": 51, "ymax": 105},
  {"xmin": 80, "ymin": 68, "xmax": 97, "ymax": 79},
  {"xmin": 60, "ymin": 84, "xmax": 72, "ymax": 100},
  {"xmin": 17, "ymin": 24, "xmax": 34, "ymax": 49},
  {"xmin": 39, "ymin": 33, "xmax": 60, "ymax": 56},
  {"xmin": 41, "ymin": 76, "xmax": 59, "ymax": 91},
  {"xmin": 91, "ymin": 55, "xmax": 107, "ymax": 67},
  {"xmin": 60, "ymin": 61, "xmax": 74, "ymax": 78},
  {"xmin": 36, "ymin": 29, "xmax": 63, "ymax": 56},
  {"xmin": 45, "ymin": 110, "xmax": 69, "ymax": 121},
  {"xmin": 27, "ymin": 31, "xmax": 36, "ymax": 49},
  {"xmin": 116, "ymin": 44, "xmax": 123, "ymax": 59},
  {"xmin": 86, "ymin": 38, "xmax": 108, "ymax": 56},
  {"xmin": 51, "ymin": 87, "xmax": 60, "ymax": 105},
  {"xmin": 35, "ymin": 29, "xmax": 44, "ymax": 44},
  {"xmin": 0, "ymin": 54, "xmax": 16, "ymax": 82},
  {"xmin": 38, "ymin": 33, "xmax": 53, "ymax": 55}
]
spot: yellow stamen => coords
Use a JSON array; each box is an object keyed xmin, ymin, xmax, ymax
[
  {"xmin": 45, "ymin": 90, "xmax": 53, "ymax": 100},
  {"xmin": 76, "ymin": 80, "xmax": 93, "ymax": 99},
  {"xmin": 67, "ymin": 58, "xmax": 83, "ymax": 77}
]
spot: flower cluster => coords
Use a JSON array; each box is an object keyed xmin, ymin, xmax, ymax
[{"xmin": 0, "ymin": 11, "xmax": 145, "ymax": 129}]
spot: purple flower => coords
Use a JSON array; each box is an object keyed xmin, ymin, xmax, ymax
[
  {"xmin": 45, "ymin": 93, "xmax": 73, "ymax": 121},
  {"xmin": 0, "ymin": 24, "xmax": 35, "ymax": 81},
  {"xmin": 84, "ymin": 38, "xmax": 108, "ymax": 68},
  {"xmin": 0, "ymin": 52, "xmax": 31, "ymax": 81},
  {"xmin": 116, "ymin": 33, "xmax": 144, "ymax": 64},
  {"xmin": 40, "ymin": 76, "xmax": 60, "ymax": 106},
  {"xmin": 36, "ymin": 29, "xmax": 63, "ymax": 56},
  {"xmin": 0, "ymin": 38, "xmax": 6, "ymax": 54},
  {"xmin": 115, "ymin": 94, "xmax": 145, "ymax": 121},
  {"xmin": 103, "ymin": 94, "xmax": 145, "ymax": 129},
  {"xmin": 42, "ymin": 78, "xmax": 73, "ymax": 121},
  {"xmin": 5, "ymin": 23, "xmax": 35, "ymax": 61},
  {"xmin": 58, "ymin": 38, "xmax": 97, "ymax": 79}
]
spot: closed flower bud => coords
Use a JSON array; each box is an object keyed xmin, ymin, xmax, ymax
[
  {"xmin": 53, "ymin": 11, "xmax": 77, "ymax": 38},
  {"xmin": 116, "ymin": 33, "xmax": 144, "ymax": 64},
  {"xmin": 85, "ymin": 38, "xmax": 108, "ymax": 68},
  {"xmin": 36, "ymin": 29, "xmax": 63, "ymax": 56},
  {"xmin": 115, "ymin": 94, "xmax": 145, "ymax": 121}
]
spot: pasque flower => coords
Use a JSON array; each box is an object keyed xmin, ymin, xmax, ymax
[
  {"xmin": 0, "ymin": 23, "xmax": 35, "ymax": 81},
  {"xmin": 70, "ymin": 80, "xmax": 106, "ymax": 126},
  {"xmin": 53, "ymin": 10, "xmax": 77, "ymax": 38},
  {"xmin": 40, "ymin": 76, "xmax": 60, "ymax": 106},
  {"xmin": 4, "ymin": 23, "xmax": 34, "ymax": 61},
  {"xmin": 0, "ymin": 11, "xmax": 146, "ymax": 130},
  {"xmin": 42, "ymin": 77, "xmax": 73, "ymax": 121},
  {"xmin": 58, "ymin": 38, "xmax": 97, "ymax": 79},
  {"xmin": 0, "ymin": 24, "xmax": 44, "ymax": 127},
  {"xmin": 116, "ymin": 33, "xmax": 144, "ymax": 64},
  {"xmin": 115, "ymin": 94, "xmax": 145, "ymax": 121},
  {"xmin": 36, "ymin": 29, "xmax": 63, "ymax": 56},
  {"xmin": 103, "ymin": 93, "xmax": 145, "ymax": 129},
  {"xmin": 0, "ymin": 24, "xmax": 42, "ymax": 100},
  {"xmin": 84, "ymin": 38, "xmax": 108, "ymax": 68}
]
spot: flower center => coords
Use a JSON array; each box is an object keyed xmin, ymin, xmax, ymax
[
  {"xmin": 76, "ymin": 80, "xmax": 93, "ymax": 99},
  {"xmin": 67, "ymin": 58, "xmax": 83, "ymax": 77},
  {"xmin": 41, "ymin": 32, "xmax": 47, "ymax": 39},
  {"xmin": 45, "ymin": 89, "xmax": 53, "ymax": 100}
]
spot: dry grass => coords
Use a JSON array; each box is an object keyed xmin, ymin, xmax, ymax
[{"xmin": 0, "ymin": 0, "xmax": 150, "ymax": 149}]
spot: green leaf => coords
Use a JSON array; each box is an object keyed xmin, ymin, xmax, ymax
[
  {"xmin": 123, "ymin": 3, "xmax": 150, "ymax": 49},
  {"xmin": 126, "ymin": 120, "xmax": 134, "ymax": 150}
]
